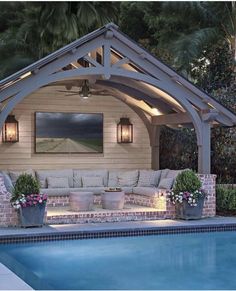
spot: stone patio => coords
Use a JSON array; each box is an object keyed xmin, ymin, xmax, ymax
[{"xmin": 46, "ymin": 203, "xmax": 167, "ymax": 224}]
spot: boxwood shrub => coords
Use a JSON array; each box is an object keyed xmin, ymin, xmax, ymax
[{"xmin": 216, "ymin": 186, "xmax": 236, "ymax": 212}]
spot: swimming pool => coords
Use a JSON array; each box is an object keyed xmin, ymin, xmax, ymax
[{"xmin": 0, "ymin": 231, "xmax": 236, "ymax": 290}]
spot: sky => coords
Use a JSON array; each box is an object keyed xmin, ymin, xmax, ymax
[{"xmin": 36, "ymin": 112, "xmax": 103, "ymax": 139}]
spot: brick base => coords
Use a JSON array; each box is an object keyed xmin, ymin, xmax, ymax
[
  {"xmin": 46, "ymin": 210, "xmax": 169, "ymax": 224},
  {"xmin": 0, "ymin": 182, "xmax": 18, "ymax": 227},
  {"xmin": 47, "ymin": 192, "xmax": 166, "ymax": 209},
  {"xmin": 199, "ymin": 174, "xmax": 216, "ymax": 217},
  {"xmin": 0, "ymin": 174, "xmax": 216, "ymax": 226},
  {"xmin": 164, "ymin": 174, "xmax": 217, "ymax": 219}
]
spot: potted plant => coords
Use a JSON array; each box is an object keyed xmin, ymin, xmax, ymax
[
  {"xmin": 11, "ymin": 173, "xmax": 47, "ymax": 227},
  {"xmin": 167, "ymin": 170, "xmax": 205, "ymax": 220}
]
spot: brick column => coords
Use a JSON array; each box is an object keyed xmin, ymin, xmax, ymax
[
  {"xmin": 161, "ymin": 174, "xmax": 216, "ymax": 219},
  {"xmin": 166, "ymin": 201, "xmax": 176, "ymax": 219},
  {"xmin": 0, "ymin": 177, "xmax": 18, "ymax": 227},
  {"xmin": 198, "ymin": 174, "xmax": 216, "ymax": 217}
]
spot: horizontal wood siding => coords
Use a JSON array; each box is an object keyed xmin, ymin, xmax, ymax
[{"xmin": 0, "ymin": 86, "xmax": 151, "ymax": 170}]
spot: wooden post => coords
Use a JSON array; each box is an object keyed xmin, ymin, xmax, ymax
[
  {"xmin": 150, "ymin": 126, "xmax": 160, "ymax": 170},
  {"xmin": 198, "ymin": 121, "xmax": 211, "ymax": 174}
]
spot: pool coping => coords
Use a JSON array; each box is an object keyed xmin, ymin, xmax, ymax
[
  {"xmin": 1, "ymin": 217, "xmax": 236, "ymax": 243},
  {"xmin": 0, "ymin": 263, "xmax": 33, "ymax": 290}
]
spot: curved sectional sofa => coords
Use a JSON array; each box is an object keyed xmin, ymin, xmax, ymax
[{"xmin": 0, "ymin": 168, "xmax": 185, "ymax": 197}]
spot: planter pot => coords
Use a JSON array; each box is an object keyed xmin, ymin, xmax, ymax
[
  {"xmin": 18, "ymin": 203, "xmax": 46, "ymax": 227},
  {"xmin": 175, "ymin": 196, "xmax": 205, "ymax": 220}
]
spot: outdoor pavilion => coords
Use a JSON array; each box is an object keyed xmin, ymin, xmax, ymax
[{"xmin": 0, "ymin": 22, "xmax": 236, "ymax": 174}]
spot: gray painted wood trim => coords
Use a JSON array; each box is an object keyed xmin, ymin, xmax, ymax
[
  {"xmin": 1, "ymin": 23, "xmax": 235, "ymax": 124},
  {"xmin": 152, "ymin": 113, "xmax": 191, "ymax": 125},
  {"xmin": 198, "ymin": 122, "xmax": 211, "ymax": 174},
  {"xmin": 110, "ymin": 38, "xmax": 209, "ymax": 111},
  {"xmin": 107, "ymin": 88, "xmax": 153, "ymax": 142},
  {"xmin": 112, "ymin": 57, "xmax": 130, "ymax": 68},
  {"xmin": 3, "ymin": 68, "xmax": 202, "ymax": 143},
  {"xmin": 1, "ymin": 23, "xmax": 232, "ymax": 174},
  {"xmin": 0, "ymin": 26, "xmax": 107, "ymax": 86},
  {"xmin": 97, "ymin": 80, "xmax": 173, "ymax": 114},
  {"xmin": 110, "ymin": 26, "xmax": 236, "ymax": 123},
  {"xmin": 150, "ymin": 126, "xmax": 160, "ymax": 170},
  {"xmin": 0, "ymin": 66, "xmax": 204, "ymax": 148},
  {"xmin": 0, "ymin": 36, "xmax": 105, "ymax": 102}
]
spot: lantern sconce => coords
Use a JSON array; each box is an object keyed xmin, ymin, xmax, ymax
[
  {"xmin": 2, "ymin": 115, "xmax": 19, "ymax": 143},
  {"xmin": 117, "ymin": 117, "xmax": 133, "ymax": 143}
]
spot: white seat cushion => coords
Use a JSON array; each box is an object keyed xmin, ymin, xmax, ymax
[
  {"xmin": 166, "ymin": 169, "xmax": 184, "ymax": 179},
  {"xmin": 82, "ymin": 176, "xmax": 104, "ymax": 187},
  {"xmin": 40, "ymin": 188, "xmax": 72, "ymax": 196},
  {"xmin": 138, "ymin": 170, "xmax": 161, "ymax": 187},
  {"xmin": 133, "ymin": 187, "xmax": 158, "ymax": 197},
  {"xmin": 120, "ymin": 187, "xmax": 133, "ymax": 194},
  {"xmin": 118, "ymin": 170, "xmax": 139, "ymax": 187},
  {"xmin": 40, "ymin": 187, "xmax": 106, "ymax": 196},
  {"xmin": 0, "ymin": 176, "xmax": 8, "ymax": 195},
  {"xmin": 73, "ymin": 169, "xmax": 108, "ymax": 187},
  {"xmin": 36, "ymin": 169, "xmax": 73, "ymax": 188},
  {"xmin": 108, "ymin": 170, "xmax": 139, "ymax": 187},
  {"xmin": 158, "ymin": 177, "xmax": 174, "ymax": 190},
  {"xmin": 47, "ymin": 177, "xmax": 69, "ymax": 189},
  {"xmin": 159, "ymin": 169, "xmax": 170, "ymax": 180},
  {"xmin": 76, "ymin": 187, "xmax": 105, "ymax": 194}
]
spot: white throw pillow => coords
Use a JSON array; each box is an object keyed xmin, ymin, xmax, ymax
[
  {"xmin": 73, "ymin": 170, "xmax": 108, "ymax": 187},
  {"xmin": 47, "ymin": 177, "xmax": 69, "ymax": 189},
  {"xmin": 166, "ymin": 169, "xmax": 184, "ymax": 179},
  {"xmin": 117, "ymin": 170, "xmax": 139, "ymax": 187},
  {"xmin": 158, "ymin": 177, "xmax": 174, "ymax": 190},
  {"xmin": 138, "ymin": 170, "xmax": 161, "ymax": 187},
  {"xmin": 73, "ymin": 175, "xmax": 82, "ymax": 188},
  {"xmin": 82, "ymin": 176, "xmax": 104, "ymax": 187},
  {"xmin": 160, "ymin": 169, "xmax": 170, "ymax": 180},
  {"xmin": 0, "ymin": 176, "xmax": 8, "ymax": 195},
  {"xmin": 36, "ymin": 169, "xmax": 73, "ymax": 188}
]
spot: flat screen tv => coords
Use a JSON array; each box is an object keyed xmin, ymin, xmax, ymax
[{"xmin": 35, "ymin": 112, "xmax": 103, "ymax": 153}]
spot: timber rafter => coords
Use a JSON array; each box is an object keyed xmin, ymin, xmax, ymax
[{"xmin": 0, "ymin": 23, "xmax": 236, "ymax": 174}]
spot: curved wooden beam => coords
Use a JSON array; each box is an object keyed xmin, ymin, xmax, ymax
[{"xmin": 0, "ymin": 67, "xmax": 203, "ymax": 146}]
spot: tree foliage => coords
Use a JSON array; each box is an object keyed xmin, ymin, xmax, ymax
[
  {"xmin": 160, "ymin": 127, "xmax": 198, "ymax": 171},
  {"xmin": 0, "ymin": 2, "xmax": 119, "ymax": 79}
]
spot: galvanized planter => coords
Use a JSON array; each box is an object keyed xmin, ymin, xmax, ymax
[
  {"xmin": 18, "ymin": 204, "xmax": 46, "ymax": 227},
  {"xmin": 175, "ymin": 196, "xmax": 205, "ymax": 220}
]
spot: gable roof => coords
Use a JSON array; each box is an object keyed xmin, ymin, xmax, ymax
[{"xmin": 0, "ymin": 22, "xmax": 236, "ymax": 126}]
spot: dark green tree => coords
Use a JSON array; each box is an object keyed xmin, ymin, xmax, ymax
[
  {"xmin": 0, "ymin": 2, "xmax": 119, "ymax": 79},
  {"xmin": 146, "ymin": 1, "xmax": 236, "ymax": 78}
]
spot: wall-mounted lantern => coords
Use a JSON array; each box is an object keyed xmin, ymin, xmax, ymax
[
  {"xmin": 117, "ymin": 117, "xmax": 133, "ymax": 143},
  {"xmin": 2, "ymin": 115, "xmax": 19, "ymax": 143}
]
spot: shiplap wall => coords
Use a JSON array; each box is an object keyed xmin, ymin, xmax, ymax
[{"xmin": 0, "ymin": 86, "xmax": 151, "ymax": 170}]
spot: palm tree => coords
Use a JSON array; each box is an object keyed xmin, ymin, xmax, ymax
[
  {"xmin": 150, "ymin": 1, "xmax": 236, "ymax": 76},
  {"xmin": 0, "ymin": 2, "xmax": 119, "ymax": 79}
]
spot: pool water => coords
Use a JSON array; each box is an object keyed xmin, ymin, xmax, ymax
[{"xmin": 0, "ymin": 231, "xmax": 236, "ymax": 290}]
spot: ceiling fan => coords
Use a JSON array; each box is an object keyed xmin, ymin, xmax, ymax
[{"xmin": 57, "ymin": 80, "xmax": 107, "ymax": 99}]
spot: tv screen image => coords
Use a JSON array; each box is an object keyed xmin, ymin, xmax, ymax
[{"xmin": 35, "ymin": 112, "xmax": 103, "ymax": 153}]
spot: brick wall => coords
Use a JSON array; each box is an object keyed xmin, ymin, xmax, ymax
[
  {"xmin": 199, "ymin": 174, "xmax": 216, "ymax": 217},
  {"xmin": 0, "ymin": 177, "xmax": 18, "ymax": 227},
  {"xmin": 0, "ymin": 174, "xmax": 216, "ymax": 227},
  {"xmin": 165, "ymin": 174, "xmax": 216, "ymax": 218}
]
